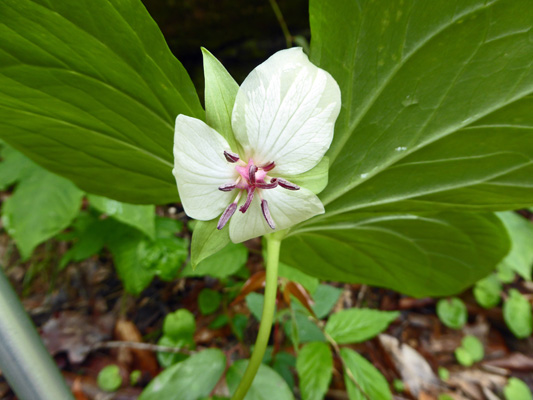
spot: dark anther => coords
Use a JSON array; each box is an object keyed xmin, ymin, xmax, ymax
[
  {"xmin": 261, "ymin": 199, "xmax": 276, "ymax": 229},
  {"xmin": 255, "ymin": 179, "xmax": 278, "ymax": 189},
  {"xmin": 278, "ymin": 178, "xmax": 300, "ymax": 191},
  {"xmin": 219, "ymin": 183, "xmax": 237, "ymax": 192},
  {"xmin": 239, "ymin": 189, "xmax": 254, "ymax": 213},
  {"xmin": 260, "ymin": 161, "xmax": 276, "ymax": 172},
  {"xmin": 224, "ymin": 151, "xmax": 240, "ymax": 163},
  {"xmin": 217, "ymin": 202, "xmax": 238, "ymax": 230},
  {"xmin": 248, "ymin": 164, "xmax": 258, "ymax": 185}
]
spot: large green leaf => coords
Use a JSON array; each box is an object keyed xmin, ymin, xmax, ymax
[
  {"xmin": 283, "ymin": 212, "xmax": 509, "ymax": 297},
  {"xmin": 310, "ymin": 0, "xmax": 533, "ymax": 214},
  {"xmin": 0, "ymin": 0, "xmax": 203, "ymax": 204}
]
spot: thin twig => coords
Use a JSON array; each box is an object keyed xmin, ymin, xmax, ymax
[
  {"xmin": 268, "ymin": 0, "xmax": 292, "ymax": 48},
  {"xmin": 356, "ymin": 284, "xmax": 368, "ymax": 308},
  {"xmin": 91, "ymin": 341, "xmax": 192, "ymax": 354}
]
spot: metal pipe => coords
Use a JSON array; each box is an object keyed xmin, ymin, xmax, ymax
[{"xmin": 0, "ymin": 267, "xmax": 74, "ymax": 400}]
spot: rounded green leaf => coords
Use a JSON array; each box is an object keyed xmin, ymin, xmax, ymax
[
  {"xmin": 504, "ymin": 377, "xmax": 533, "ymax": 400},
  {"xmin": 296, "ymin": 342, "xmax": 333, "ymax": 400},
  {"xmin": 97, "ymin": 365, "xmax": 122, "ymax": 392},
  {"xmin": 130, "ymin": 370, "xmax": 141, "ymax": 386},
  {"xmin": 140, "ymin": 349, "xmax": 226, "ymax": 400},
  {"xmin": 198, "ymin": 289, "xmax": 222, "ymax": 315},
  {"xmin": 163, "ymin": 309, "xmax": 196, "ymax": 341},
  {"xmin": 436, "ymin": 298, "xmax": 467, "ymax": 330},
  {"xmin": 503, "ymin": 289, "xmax": 533, "ymax": 339},
  {"xmin": 438, "ymin": 367, "xmax": 449, "ymax": 381},
  {"xmin": 325, "ymin": 309, "xmax": 399, "ymax": 344},
  {"xmin": 461, "ymin": 335, "xmax": 484, "ymax": 363},
  {"xmin": 474, "ymin": 274, "xmax": 502, "ymax": 309},
  {"xmin": 392, "ymin": 379, "xmax": 405, "ymax": 393}
]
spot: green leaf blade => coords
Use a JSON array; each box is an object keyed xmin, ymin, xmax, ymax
[
  {"xmin": 339, "ymin": 348, "xmax": 392, "ymax": 400},
  {"xmin": 284, "ymin": 212, "xmax": 509, "ymax": 297},
  {"xmin": 0, "ymin": 0, "xmax": 203, "ymax": 204},
  {"xmin": 310, "ymin": 0, "xmax": 533, "ymax": 214}
]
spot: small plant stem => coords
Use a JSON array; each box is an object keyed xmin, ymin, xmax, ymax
[
  {"xmin": 231, "ymin": 233, "xmax": 282, "ymax": 400},
  {"xmin": 268, "ymin": 0, "xmax": 292, "ymax": 48}
]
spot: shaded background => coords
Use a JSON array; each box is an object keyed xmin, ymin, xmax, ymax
[{"xmin": 142, "ymin": 0, "xmax": 309, "ymax": 98}]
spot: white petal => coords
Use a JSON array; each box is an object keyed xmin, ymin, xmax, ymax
[
  {"xmin": 173, "ymin": 115, "xmax": 238, "ymax": 220},
  {"xmin": 232, "ymin": 47, "xmax": 341, "ymax": 175},
  {"xmin": 228, "ymin": 186, "xmax": 324, "ymax": 243}
]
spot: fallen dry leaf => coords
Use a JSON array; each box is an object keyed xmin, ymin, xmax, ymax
[
  {"xmin": 379, "ymin": 334, "xmax": 440, "ymax": 397},
  {"xmin": 114, "ymin": 319, "xmax": 158, "ymax": 377},
  {"xmin": 41, "ymin": 311, "xmax": 115, "ymax": 363}
]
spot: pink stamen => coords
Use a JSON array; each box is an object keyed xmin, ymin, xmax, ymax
[{"xmin": 261, "ymin": 200, "xmax": 275, "ymax": 229}]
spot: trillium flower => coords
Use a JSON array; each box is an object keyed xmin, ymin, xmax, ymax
[{"xmin": 173, "ymin": 48, "xmax": 341, "ymax": 243}]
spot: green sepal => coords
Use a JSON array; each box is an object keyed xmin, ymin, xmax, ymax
[
  {"xmin": 202, "ymin": 47, "xmax": 241, "ymax": 153},
  {"xmin": 190, "ymin": 218, "xmax": 231, "ymax": 269}
]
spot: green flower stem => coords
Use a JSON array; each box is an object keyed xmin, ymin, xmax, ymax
[
  {"xmin": 231, "ymin": 233, "xmax": 282, "ymax": 400},
  {"xmin": 0, "ymin": 267, "xmax": 74, "ymax": 400}
]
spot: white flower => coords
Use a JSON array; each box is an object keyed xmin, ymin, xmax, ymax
[{"xmin": 172, "ymin": 48, "xmax": 341, "ymax": 243}]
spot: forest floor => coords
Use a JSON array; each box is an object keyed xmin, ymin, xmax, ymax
[{"xmin": 0, "ymin": 203, "xmax": 532, "ymax": 400}]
